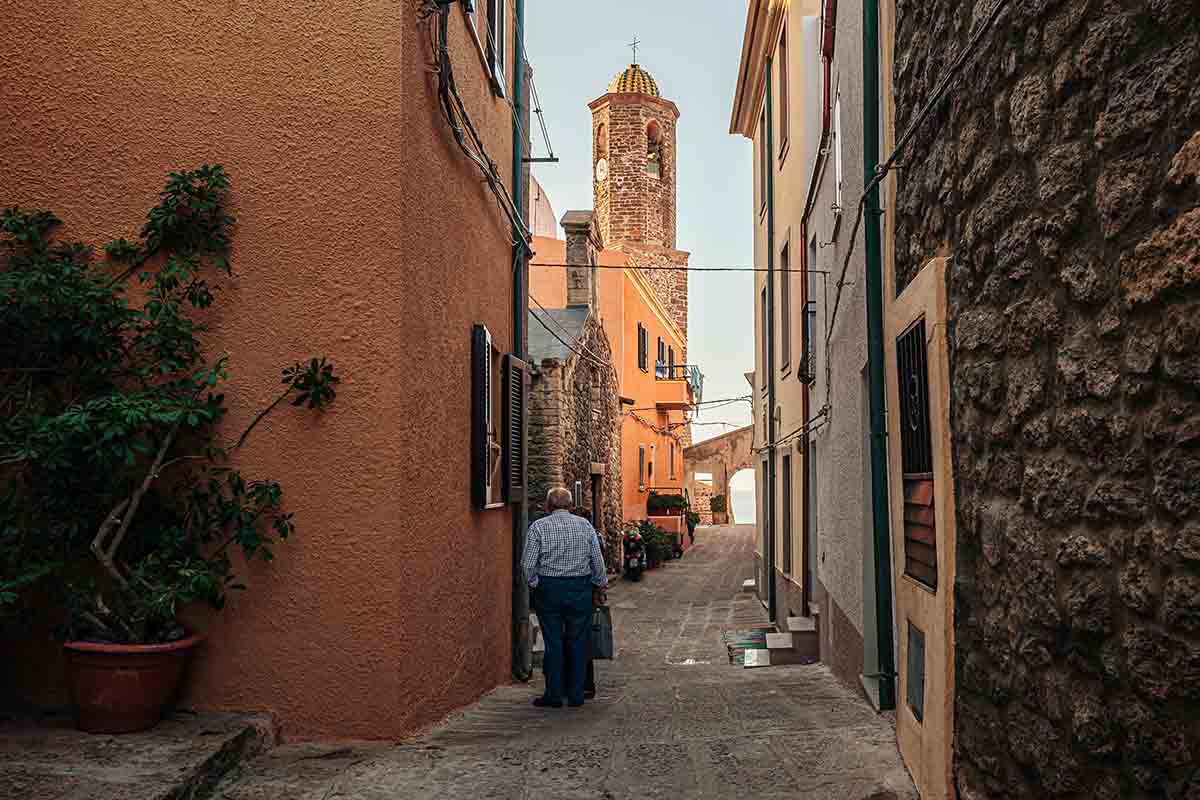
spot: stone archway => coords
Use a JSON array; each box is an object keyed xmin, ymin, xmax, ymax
[{"xmin": 683, "ymin": 425, "xmax": 755, "ymax": 524}]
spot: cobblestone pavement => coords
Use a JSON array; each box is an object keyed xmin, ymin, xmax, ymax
[{"xmin": 221, "ymin": 525, "xmax": 915, "ymax": 799}]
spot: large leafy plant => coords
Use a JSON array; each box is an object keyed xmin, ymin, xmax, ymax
[{"xmin": 0, "ymin": 166, "xmax": 338, "ymax": 643}]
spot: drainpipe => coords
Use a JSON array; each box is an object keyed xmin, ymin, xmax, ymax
[
  {"xmin": 510, "ymin": 0, "xmax": 532, "ymax": 683},
  {"xmin": 764, "ymin": 60, "xmax": 777, "ymax": 624},
  {"xmin": 862, "ymin": 0, "xmax": 896, "ymax": 711}
]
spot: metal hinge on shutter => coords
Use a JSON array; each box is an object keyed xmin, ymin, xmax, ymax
[{"xmin": 503, "ymin": 354, "xmax": 528, "ymax": 504}]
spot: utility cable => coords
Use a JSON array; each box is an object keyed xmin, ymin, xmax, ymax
[
  {"xmin": 532, "ymin": 262, "xmax": 830, "ymax": 274},
  {"xmin": 528, "ymin": 294, "xmax": 610, "ymax": 370},
  {"xmin": 824, "ymin": 0, "xmax": 1009, "ymax": 345}
]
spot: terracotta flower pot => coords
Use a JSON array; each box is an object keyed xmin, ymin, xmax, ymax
[{"xmin": 64, "ymin": 634, "xmax": 203, "ymax": 733}]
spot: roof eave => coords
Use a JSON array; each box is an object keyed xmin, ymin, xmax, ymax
[{"xmin": 729, "ymin": 0, "xmax": 786, "ymax": 137}]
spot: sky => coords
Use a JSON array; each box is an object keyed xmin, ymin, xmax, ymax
[{"xmin": 524, "ymin": 1, "xmax": 755, "ymax": 443}]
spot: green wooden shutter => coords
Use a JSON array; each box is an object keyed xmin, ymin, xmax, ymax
[
  {"xmin": 503, "ymin": 354, "xmax": 528, "ymax": 504},
  {"xmin": 471, "ymin": 324, "xmax": 491, "ymax": 510}
]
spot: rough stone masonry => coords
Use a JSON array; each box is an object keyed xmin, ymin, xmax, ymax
[{"xmin": 893, "ymin": 0, "xmax": 1200, "ymax": 797}]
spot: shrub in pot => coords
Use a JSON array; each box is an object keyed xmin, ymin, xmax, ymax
[
  {"xmin": 1, "ymin": 166, "xmax": 339, "ymax": 733},
  {"xmin": 709, "ymin": 494, "xmax": 728, "ymax": 524}
]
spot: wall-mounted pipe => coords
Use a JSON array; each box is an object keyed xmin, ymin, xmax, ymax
[
  {"xmin": 862, "ymin": 0, "xmax": 897, "ymax": 712},
  {"xmin": 510, "ymin": 0, "xmax": 532, "ymax": 683}
]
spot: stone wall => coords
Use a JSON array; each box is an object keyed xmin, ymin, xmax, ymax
[
  {"xmin": 593, "ymin": 95, "xmax": 679, "ymax": 251},
  {"xmin": 893, "ymin": 1, "xmax": 1200, "ymax": 797},
  {"xmin": 527, "ymin": 316, "xmax": 623, "ymax": 563}
]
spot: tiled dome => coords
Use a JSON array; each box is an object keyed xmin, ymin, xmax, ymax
[{"xmin": 608, "ymin": 63, "xmax": 660, "ymax": 97}]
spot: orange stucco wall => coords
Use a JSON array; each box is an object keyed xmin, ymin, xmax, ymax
[
  {"xmin": 530, "ymin": 240, "xmax": 686, "ymax": 523},
  {"xmin": 1, "ymin": 0, "xmax": 519, "ymax": 739},
  {"xmin": 619, "ymin": 270, "xmax": 687, "ymax": 522}
]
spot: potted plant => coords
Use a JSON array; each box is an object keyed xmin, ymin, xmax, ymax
[
  {"xmin": 710, "ymin": 494, "xmax": 728, "ymax": 525},
  {"xmin": 1, "ymin": 166, "xmax": 339, "ymax": 733}
]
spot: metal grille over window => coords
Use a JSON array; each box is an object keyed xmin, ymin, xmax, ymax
[{"xmin": 897, "ymin": 319, "xmax": 936, "ymax": 589}]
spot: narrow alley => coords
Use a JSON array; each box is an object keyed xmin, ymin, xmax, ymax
[{"xmin": 218, "ymin": 526, "xmax": 914, "ymax": 799}]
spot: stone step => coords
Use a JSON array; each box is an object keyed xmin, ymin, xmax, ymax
[{"xmin": 0, "ymin": 711, "xmax": 277, "ymax": 800}]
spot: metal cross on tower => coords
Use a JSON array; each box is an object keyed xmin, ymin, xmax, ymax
[{"xmin": 628, "ymin": 35, "xmax": 640, "ymax": 64}]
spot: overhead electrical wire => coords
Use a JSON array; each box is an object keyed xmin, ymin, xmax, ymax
[
  {"xmin": 824, "ymin": 0, "xmax": 1010, "ymax": 346},
  {"xmin": 528, "ymin": 294, "xmax": 610, "ymax": 370},
  {"xmin": 533, "ymin": 262, "xmax": 830, "ymax": 274},
  {"xmin": 424, "ymin": 1, "xmax": 532, "ymax": 252}
]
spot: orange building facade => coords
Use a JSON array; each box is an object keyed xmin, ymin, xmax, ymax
[
  {"xmin": 2, "ymin": 0, "xmax": 530, "ymax": 739},
  {"xmin": 529, "ymin": 62, "xmax": 698, "ymax": 525}
]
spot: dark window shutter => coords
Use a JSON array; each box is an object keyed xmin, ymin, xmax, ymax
[
  {"xmin": 503, "ymin": 354, "xmax": 528, "ymax": 504},
  {"xmin": 471, "ymin": 324, "xmax": 491, "ymax": 510}
]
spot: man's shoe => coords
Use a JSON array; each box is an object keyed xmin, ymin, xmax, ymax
[
  {"xmin": 567, "ymin": 700, "xmax": 585, "ymax": 708},
  {"xmin": 584, "ymin": 689, "xmax": 596, "ymax": 700},
  {"xmin": 532, "ymin": 697, "xmax": 563, "ymax": 709}
]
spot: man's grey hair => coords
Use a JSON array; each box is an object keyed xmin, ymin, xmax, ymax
[{"xmin": 546, "ymin": 487, "xmax": 574, "ymax": 510}]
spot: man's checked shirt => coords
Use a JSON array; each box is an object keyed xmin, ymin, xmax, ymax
[{"xmin": 522, "ymin": 509, "xmax": 608, "ymax": 589}]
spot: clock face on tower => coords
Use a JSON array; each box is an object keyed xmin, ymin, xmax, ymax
[{"xmin": 594, "ymin": 158, "xmax": 609, "ymax": 182}]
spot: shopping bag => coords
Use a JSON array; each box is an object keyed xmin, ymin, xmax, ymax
[{"xmin": 591, "ymin": 606, "xmax": 614, "ymax": 660}]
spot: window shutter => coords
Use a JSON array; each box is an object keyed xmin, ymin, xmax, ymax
[
  {"xmin": 503, "ymin": 354, "xmax": 528, "ymax": 504},
  {"xmin": 471, "ymin": 324, "xmax": 491, "ymax": 510}
]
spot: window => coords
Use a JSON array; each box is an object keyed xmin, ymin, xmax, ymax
[
  {"xmin": 780, "ymin": 241, "xmax": 791, "ymax": 370},
  {"xmin": 638, "ymin": 445, "xmax": 646, "ymax": 490},
  {"xmin": 573, "ymin": 480, "xmax": 583, "ymax": 510},
  {"xmin": 782, "ymin": 454, "xmax": 792, "ymax": 574},
  {"xmin": 637, "ymin": 323, "xmax": 648, "ymax": 371},
  {"xmin": 649, "ymin": 445, "xmax": 655, "ymax": 483},
  {"xmin": 486, "ymin": 0, "xmax": 507, "ymax": 96},
  {"xmin": 471, "ymin": 329, "xmax": 526, "ymax": 510},
  {"xmin": 646, "ymin": 120, "xmax": 663, "ymax": 178},
  {"xmin": 778, "ymin": 23, "xmax": 789, "ymax": 158},
  {"xmin": 596, "ymin": 122, "xmax": 608, "ymax": 158},
  {"xmin": 758, "ymin": 110, "xmax": 768, "ymax": 215},
  {"xmin": 669, "ymin": 442, "xmax": 676, "ymax": 479},
  {"xmin": 760, "ymin": 287, "xmax": 769, "ymax": 385},
  {"xmin": 667, "ymin": 345, "xmax": 675, "ymax": 377},
  {"xmin": 907, "ymin": 621, "xmax": 926, "ymax": 722},
  {"xmin": 898, "ymin": 319, "xmax": 936, "ymax": 589},
  {"xmin": 800, "ymin": 237, "xmax": 818, "ymax": 384},
  {"xmin": 833, "ymin": 94, "xmax": 844, "ymax": 216},
  {"xmin": 656, "ymin": 337, "xmax": 666, "ymax": 378}
]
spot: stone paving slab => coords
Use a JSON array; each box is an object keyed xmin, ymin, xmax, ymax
[
  {"xmin": 0, "ymin": 710, "xmax": 275, "ymax": 800},
  {"xmin": 219, "ymin": 526, "xmax": 916, "ymax": 799}
]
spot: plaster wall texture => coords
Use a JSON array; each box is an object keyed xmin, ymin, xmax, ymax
[
  {"xmin": 0, "ymin": 0, "xmax": 520, "ymax": 739},
  {"xmin": 889, "ymin": 0, "xmax": 1200, "ymax": 797},
  {"xmin": 747, "ymin": 1, "xmax": 824, "ymax": 606},
  {"xmin": 884, "ymin": 259, "xmax": 957, "ymax": 800},
  {"xmin": 618, "ymin": 271, "xmax": 687, "ymax": 522},
  {"xmin": 804, "ymin": 0, "xmax": 871, "ymax": 692}
]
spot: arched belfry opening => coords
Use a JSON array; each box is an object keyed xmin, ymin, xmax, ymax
[{"xmin": 646, "ymin": 119, "xmax": 663, "ymax": 178}]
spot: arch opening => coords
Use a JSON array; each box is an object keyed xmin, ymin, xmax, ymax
[{"xmin": 729, "ymin": 467, "xmax": 757, "ymax": 525}]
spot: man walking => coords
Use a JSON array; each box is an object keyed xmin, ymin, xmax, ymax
[{"xmin": 522, "ymin": 487, "xmax": 607, "ymax": 708}]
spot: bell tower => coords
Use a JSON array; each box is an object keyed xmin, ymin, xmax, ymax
[
  {"xmin": 590, "ymin": 63, "xmax": 680, "ymax": 249},
  {"xmin": 589, "ymin": 61, "xmax": 689, "ymax": 339}
]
